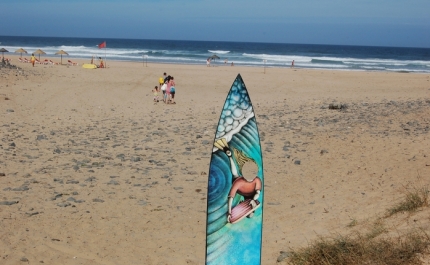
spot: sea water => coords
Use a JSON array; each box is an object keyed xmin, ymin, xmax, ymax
[{"xmin": 1, "ymin": 36, "xmax": 429, "ymax": 73}]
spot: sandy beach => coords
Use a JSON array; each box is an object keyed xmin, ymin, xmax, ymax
[{"xmin": 1, "ymin": 55, "xmax": 430, "ymax": 264}]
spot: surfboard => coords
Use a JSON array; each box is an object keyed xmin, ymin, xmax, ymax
[
  {"xmin": 205, "ymin": 74, "xmax": 264, "ymax": 265},
  {"xmin": 82, "ymin": 63, "xmax": 97, "ymax": 69}
]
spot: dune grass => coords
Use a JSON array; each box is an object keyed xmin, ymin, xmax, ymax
[
  {"xmin": 386, "ymin": 186, "xmax": 429, "ymax": 217},
  {"xmin": 286, "ymin": 186, "xmax": 430, "ymax": 265},
  {"xmin": 287, "ymin": 230, "xmax": 429, "ymax": 265}
]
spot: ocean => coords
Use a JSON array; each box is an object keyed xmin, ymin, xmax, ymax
[{"xmin": 1, "ymin": 36, "xmax": 430, "ymax": 73}]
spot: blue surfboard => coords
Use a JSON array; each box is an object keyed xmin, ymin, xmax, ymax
[{"xmin": 205, "ymin": 74, "xmax": 264, "ymax": 265}]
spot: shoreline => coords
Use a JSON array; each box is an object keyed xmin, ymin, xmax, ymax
[{"xmin": 3, "ymin": 53, "xmax": 430, "ymax": 74}]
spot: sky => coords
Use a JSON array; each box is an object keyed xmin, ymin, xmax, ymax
[{"xmin": 1, "ymin": 0, "xmax": 429, "ymax": 48}]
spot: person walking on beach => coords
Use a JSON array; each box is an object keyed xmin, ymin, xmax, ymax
[
  {"xmin": 207, "ymin": 58, "xmax": 211, "ymax": 67},
  {"xmin": 159, "ymin": 76, "xmax": 164, "ymax": 91},
  {"xmin": 291, "ymin": 60, "xmax": 295, "ymax": 68},
  {"xmin": 161, "ymin": 81, "xmax": 167, "ymax": 103},
  {"xmin": 152, "ymin": 86, "xmax": 159, "ymax": 103},
  {"xmin": 30, "ymin": 54, "xmax": 36, "ymax": 67},
  {"xmin": 165, "ymin": 75, "xmax": 174, "ymax": 104},
  {"xmin": 163, "ymin": 75, "xmax": 171, "ymax": 104},
  {"xmin": 169, "ymin": 76, "xmax": 176, "ymax": 104}
]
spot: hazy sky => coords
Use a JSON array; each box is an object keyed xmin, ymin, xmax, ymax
[{"xmin": 1, "ymin": 0, "xmax": 429, "ymax": 47}]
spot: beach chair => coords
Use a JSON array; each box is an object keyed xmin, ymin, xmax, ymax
[
  {"xmin": 67, "ymin": 60, "xmax": 78, "ymax": 66},
  {"xmin": 18, "ymin": 58, "xmax": 24, "ymax": 63},
  {"xmin": 49, "ymin": 60, "xmax": 59, "ymax": 65}
]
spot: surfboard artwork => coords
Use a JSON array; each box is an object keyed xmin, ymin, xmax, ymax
[{"xmin": 205, "ymin": 74, "xmax": 264, "ymax": 265}]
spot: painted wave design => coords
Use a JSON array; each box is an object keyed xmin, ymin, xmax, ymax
[
  {"xmin": 213, "ymin": 78, "xmax": 254, "ymax": 152},
  {"xmin": 206, "ymin": 75, "xmax": 263, "ymax": 265}
]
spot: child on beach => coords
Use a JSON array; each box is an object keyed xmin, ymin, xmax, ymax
[
  {"xmin": 152, "ymin": 86, "xmax": 159, "ymax": 102},
  {"xmin": 159, "ymin": 76, "xmax": 164, "ymax": 91},
  {"xmin": 166, "ymin": 76, "xmax": 176, "ymax": 104},
  {"xmin": 170, "ymin": 86, "xmax": 176, "ymax": 104},
  {"xmin": 30, "ymin": 54, "xmax": 36, "ymax": 67},
  {"xmin": 161, "ymin": 82, "xmax": 167, "ymax": 103}
]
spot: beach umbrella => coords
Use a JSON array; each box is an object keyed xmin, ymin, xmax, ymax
[
  {"xmin": 209, "ymin": 54, "xmax": 220, "ymax": 63},
  {"xmin": 0, "ymin": 48, "xmax": 8, "ymax": 59},
  {"xmin": 15, "ymin": 48, "xmax": 27, "ymax": 58},
  {"xmin": 55, "ymin": 50, "xmax": 69, "ymax": 64},
  {"xmin": 33, "ymin": 49, "xmax": 46, "ymax": 60}
]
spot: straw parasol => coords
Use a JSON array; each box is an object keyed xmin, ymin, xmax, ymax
[
  {"xmin": 209, "ymin": 54, "xmax": 220, "ymax": 63},
  {"xmin": 55, "ymin": 50, "xmax": 69, "ymax": 64},
  {"xmin": 0, "ymin": 48, "xmax": 8, "ymax": 59},
  {"xmin": 15, "ymin": 48, "xmax": 28, "ymax": 58},
  {"xmin": 33, "ymin": 49, "xmax": 46, "ymax": 60}
]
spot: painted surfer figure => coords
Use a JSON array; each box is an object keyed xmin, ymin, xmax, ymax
[{"xmin": 218, "ymin": 140, "xmax": 262, "ymax": 224}]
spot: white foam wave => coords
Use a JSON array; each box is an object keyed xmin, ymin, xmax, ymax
[
  {"xmin": 208, "ymin": 50, "xmax": 230, "ymax": 54},
  {"xmin": 385, "ymin": 68, "xmax": 429, "ymax": 73},
  {"xmin": 243, "ymin": 53, "xmax": 301, "ymax": 62},
  {"xmin": 299, "ymin": 63, "xmax": 348, "ymax": 69},
  {"xmin": 361, "ymin": 66, "xmax": 386, "ymax": 70},
  {"xmin": 3, "ymin": 41, "xmax": 429, "ymax": 72},
  {"xmin": 243, "ymin": 53, "xmax": 430, "ymax": 70}
]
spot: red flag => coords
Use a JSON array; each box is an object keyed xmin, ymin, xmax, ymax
[{"xmin": 98, "ymin": 41, "xmax": 106, "ymax": 49}]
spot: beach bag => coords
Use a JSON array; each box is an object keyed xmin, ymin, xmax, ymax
[
  {"xmin": 170, "ymin": 87, "xmax": 175, "ymax": 93},
  {"xmin": 161, "ymin": 84, "xmax": 167, "ymax": 91}
]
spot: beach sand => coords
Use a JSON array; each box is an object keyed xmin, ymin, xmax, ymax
[{"xmin": 1, "ymin": 55, "xmax": 430, "ymax": 264}]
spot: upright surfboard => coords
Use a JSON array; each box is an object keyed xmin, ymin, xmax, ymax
[{"xmin": 205, "ymin": 74, "xmax": 264, "ymax": 265}]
